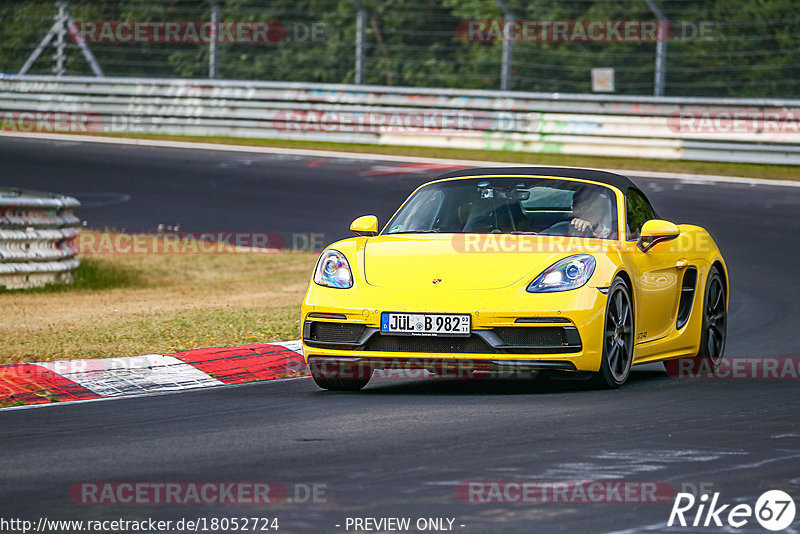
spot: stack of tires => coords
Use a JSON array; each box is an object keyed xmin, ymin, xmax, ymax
[{"xmin": 0, "ymin": 188, "xmax": 80, "ymax": 289}]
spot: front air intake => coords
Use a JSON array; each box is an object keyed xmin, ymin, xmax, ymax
[{"xmin": 306, "ymin": 321, "xmax": 366, "ymax": 344}]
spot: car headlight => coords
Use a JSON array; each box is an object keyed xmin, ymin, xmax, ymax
[
  {"xmin": 314, "ymin": 250, "xmax": 353, "ymax": 289},
  {"xmin": 527, "ymin": 254, "xmax": 596, "ymax": 293}
]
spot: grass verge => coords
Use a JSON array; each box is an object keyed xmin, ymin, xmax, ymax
[
  {"xmin": 0, "ymin": 232, "xmax": 316, "ymax": 364},
  {"xmin": 90, "ymin": 132, "xmax": 799, "ymax": 181}
]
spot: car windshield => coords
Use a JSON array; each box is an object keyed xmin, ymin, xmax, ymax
[{"xmin": 383, "ymin": 177, "xmax": 618, "ymax": 239}]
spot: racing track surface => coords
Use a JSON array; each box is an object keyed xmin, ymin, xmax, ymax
[{"xmin": 1, "ymin": 136, "xmax": 799, "ymax": 533}]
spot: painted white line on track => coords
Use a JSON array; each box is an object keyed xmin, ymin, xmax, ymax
[
  {"xmin": 39, "ymin": 354, "xmax": 223, "ymax": 397},
  {"xmin": 3, "ymin": 131, "xmax": 799, "ymax": 188}
]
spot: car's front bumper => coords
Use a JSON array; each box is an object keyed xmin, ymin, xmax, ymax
[{"xmin": 301, "ymin": 283, "xmax": 609, "ymax": 373}]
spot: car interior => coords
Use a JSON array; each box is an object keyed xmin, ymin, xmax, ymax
[{"xmin": 388, "ymin": 179, "xmax": 618, "ymax": 238}]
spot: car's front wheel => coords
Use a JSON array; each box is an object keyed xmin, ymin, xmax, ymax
[
  {"xmin": 309, "ymin": 360, "xmax": 371, "ymax": 391},
  {"xmin": 591, "ymin": 278, "xmax": 634, "ymax": 389}
]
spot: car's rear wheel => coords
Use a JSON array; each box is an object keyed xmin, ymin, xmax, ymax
[
  {"xmin": 591, "ymin": 278, "xmax": 634, "ymax": 389},
  {"xmin": 309, "ymin": 360, "xmax": 371, "ymax": 391},
  {"xmin": 698, "ymin": 266, "xmax": 727, "ymax": 366},
  {"xmin": 663, "ymin": 266, "xmax": 726, "ymax": 375}
]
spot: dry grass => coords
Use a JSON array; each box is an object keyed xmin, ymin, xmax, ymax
[{"xmin": 0, "ymin": 232, "xmax": 316, "ymax": 364}]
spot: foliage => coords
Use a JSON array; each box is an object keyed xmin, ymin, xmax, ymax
[{"xmin": 1, "ymin": 0, "xmax": 798, "ymax": 97}]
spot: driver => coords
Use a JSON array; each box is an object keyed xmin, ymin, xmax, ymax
[{"xmin": 570, "ymin": 190, "xmax": 614, "ymax": 238}]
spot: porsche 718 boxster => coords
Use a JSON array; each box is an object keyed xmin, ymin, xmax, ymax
[{"xmin": 301, "ymin": 167, "xmax": 728, "ymax": 390}]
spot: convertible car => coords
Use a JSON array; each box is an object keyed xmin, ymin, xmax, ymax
[{"xmin": 301, "ymin": 167, "xmax": 728, "ymax": 390}]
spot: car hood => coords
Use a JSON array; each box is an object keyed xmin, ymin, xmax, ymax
[{"xmin": 363, "ymin": 234, "xmax": 605, "ymax": 290}]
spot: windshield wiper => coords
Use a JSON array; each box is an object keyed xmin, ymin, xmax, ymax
[
  {"xmin": 390, "ymin": 229, "xmax": 441, "ymax": 234},
  {"xmin": 509, "ymin": 231, "xmax": 539, "ymax": 235}
]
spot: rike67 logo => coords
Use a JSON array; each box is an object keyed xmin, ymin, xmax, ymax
[{"xmin": 668, "ymin": 490, "xmax": 796, "ymax": 531}]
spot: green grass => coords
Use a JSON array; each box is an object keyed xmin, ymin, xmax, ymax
[
  {"xmin": 91, "ymin": 131, "xmax": 800, "ymax": 181},
  {"xmin": 0, "ymin": 258, "xmax": 143, "ymax": 295}
]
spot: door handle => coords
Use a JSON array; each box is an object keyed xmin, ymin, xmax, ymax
[{"xmin": 676, "ymin": 258, "xmax": 688, "ymax": 269}]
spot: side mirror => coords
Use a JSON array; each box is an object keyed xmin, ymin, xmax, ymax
[
  {"xmin": 350, "ymin": 215, "xmax": 378, "ymax": 237},
  {"xmin": 638, "ymin": 219, "xmax": 680, "ymax": 252}
]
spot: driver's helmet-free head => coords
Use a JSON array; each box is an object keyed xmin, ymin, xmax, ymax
[{"xmin": 573, "ymin": 188, "xmax": 613, "ymax": 229}]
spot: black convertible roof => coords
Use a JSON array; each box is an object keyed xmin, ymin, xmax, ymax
[{"xmin": 435, "ymin": 166, "xmax": 636, "ymax": 192}]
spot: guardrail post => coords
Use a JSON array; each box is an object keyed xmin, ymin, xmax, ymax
[
  {"xmin": 54, "ymin": 1, "xmax": 66, "ymax": 76},
  {"xmin": 351, "ymin": 0, "xmax": 366, "ymax": 84},
  {"xmin": 645, "ymin": 0, "xmax": 668, "ymax": 96},
  {"xmin": 209, "ymin": 1, "xmax": 220, "ymax": 79},
  {"xmin": 494, "ymin": 0, "xmax": 514, "ymax": 91}
]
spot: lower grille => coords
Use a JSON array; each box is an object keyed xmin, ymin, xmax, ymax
[
  {"xmin": 365, "ymin": 334, "xmax": 499, "ymax": 354},
  {"xmin": 493, "ymin": 327, "xmax": 567, "ymax": 346},
  {"xmin": 306, "ymin": 321, "xmax": 366, "ymax": 344},
  {"xmin": 304, "ymin": 323, "xmax": 581, "ymax": 354}
]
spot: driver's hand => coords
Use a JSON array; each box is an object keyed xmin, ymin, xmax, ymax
[{"xmin": 571, "ymin": 218, "xmax": 594, "ymax": 233}]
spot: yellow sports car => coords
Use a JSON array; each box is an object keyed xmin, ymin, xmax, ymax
[{"xmin": 301, "ymin": 167, "xmax": 728, "ymax": 390}]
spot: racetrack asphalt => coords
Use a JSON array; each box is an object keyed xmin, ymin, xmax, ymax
[{"xmin": 1, "ymin": 136, "xmax": 799, "ymax": 533}]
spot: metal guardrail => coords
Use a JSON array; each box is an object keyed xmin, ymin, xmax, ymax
[
  {"xmin": 1, "ymin": 75, "xmax": 800, "ymax": 165},
  {"xmin": 0, "ymin": 188, "xmax": 80, "ymax": 289}
]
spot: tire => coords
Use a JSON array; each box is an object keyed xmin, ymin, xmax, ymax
[
  {"xmin": 663, "ymin": 266, "xmax": 726, "ymax": 375},
  {"xmin": 590, "ymin": 278, "xmax": 634, "ymax": 389},
  {"xmin": 697, "ymin": 266, "xmax": 727, "ymax": 366},
  {"xmin": 309, "ymin": 360, "xmax": 371, "ymax": 391}
]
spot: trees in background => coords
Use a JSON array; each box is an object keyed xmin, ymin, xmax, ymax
[{"xmin": 1, "ymin": 0, "xmax": 798, "ymax": 97}]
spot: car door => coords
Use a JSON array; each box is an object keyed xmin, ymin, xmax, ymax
[{"xmin": 624, "ymin": 188, "xmax": 683, "ymax": 344}]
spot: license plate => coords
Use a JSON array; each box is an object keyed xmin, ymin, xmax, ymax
[{"xmin": 380, "ymin": 312, "xmax": 471, "ymax": 337}]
